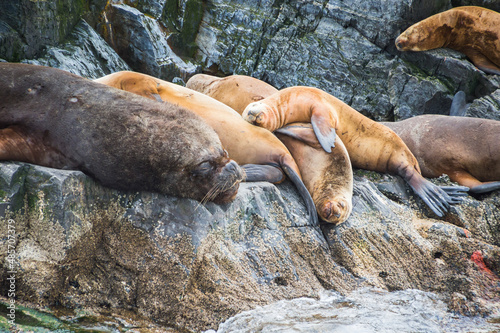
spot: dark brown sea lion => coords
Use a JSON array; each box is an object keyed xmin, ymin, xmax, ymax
[
  {"xmin": 395, "ymin": 6, "xmax": 500, "ymax": 75},
  {"xmin": 275, "ymin": 124, "xmax": 353, "ymax": 224},
  {"xmin": 242, "ymin": 86, "xmax": 469, "ymax": 217},
  {"xmin": 381, "ymin": 115, "xmax": 500, "ymax": 193},
  {"xmin": 0, "ymin": 63, "xmax": 243, "ymax": 204},
  {"xmin": 95, "ymin": 71, "xmax": 318, "ymax": 224},
  {"xmin": 186, "ymin": 73, "xmax": 279, "ymax": 113}
]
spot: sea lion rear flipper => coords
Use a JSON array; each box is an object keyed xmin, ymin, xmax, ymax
[
  {"xmin": 448, "ymin": 170, "xmax": 499, "ymax": 194},
  {"xmin": 466, "ymin": 50, "xmax": 500, "ymax": 76},
  {"xmin": 407, "ymin": 174, "xmax": 468, "ymax": 217},
  {"xmin": 468, "ymin": 182, "xmax": 500, "ymax": 194},
  {"xmin": 449, "ymin": 91, "xmax": 468, "ymax": 117},
  {"xmin": 274, "ymin": 123, "xmax": 323, "ymax": 149},
  {"xmin": 151, "ymin": 93, "xmax": 163, "ymax": 102},
  {"xmin": 281, "ymin": 164, "xmax": 319, "ymax": 226},
  {"xmin": 311, "ymin": 111, "xmax": 336, "ymax": 153},
  {"xmin": 241, "ymin": 164, "xmax": 285, "ymax": 183}
]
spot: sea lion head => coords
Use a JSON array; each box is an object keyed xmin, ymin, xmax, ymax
[
  {"xmin": 141, "ymin": 106, "xmax": 244, "ymax": 204},
  {"xmin": 317, "ymin": 195, "xmax": 352, "ymax": 225},
  {"xmin": 395, "ymin": 12, "xmax": 456, "ymax": 51},
  {"xmin": 242, "ymin": 101, "xmax": 278, "ymax": 130}
]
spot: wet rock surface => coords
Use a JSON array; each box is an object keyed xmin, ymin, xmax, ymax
[{"xmin": 1, "ymin": 0, "xmax": 500, "ymax": 332}]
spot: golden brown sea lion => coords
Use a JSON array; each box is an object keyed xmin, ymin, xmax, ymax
[
  {"xmin": 275, "ymin": 123, "xmax": 353, "ymax": 224},
  {"xmin": 95, "ymin": 71, "xmax": 318, "ymax": 224},
  {"xmin": 186, "ymin": 73, "xmax": 279, "ymax": 113},
  {"xmin": 395, "ymin": 6, "xmax": 500, "ymax": 75},
  {"xmin": 187, "ymin": 73, "xmax": 354, "ymax": 223},
  {"xmin": 381, "ymin": 115, "xmax": 500, "ymax": 194},
  {"xmin": 243, "ymin": 86, "xmax": 469, "ymax": 217},
  {"xmin": 0, "ymin": 63, "xmax": 243, "ymax": 204}
]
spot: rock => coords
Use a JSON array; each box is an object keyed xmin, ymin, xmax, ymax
[
  {"xmin": 22, "ymin": 20, "xmax": 131, "ymax": 79},
  {"xmin": 1, "ymin": 162, "xmax": 499, "ymax": 331},
  {"xmin": 0, "ymin": 0, "xmax": 87, "ymax": 59},
  {"xmin": 102, "ymin": 4, "xmax": 199, "ymax": 81}
]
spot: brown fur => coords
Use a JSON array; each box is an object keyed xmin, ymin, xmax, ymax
[
  {"xmin": 396, "ymin": 6, "xmax": 500, "ymax": 75},
  {"xmin": 382, "ymin": 115, "xmax": 500, "ymax": 192},
  {"xmin": 95, "ymin": 71, "xmax": 319, "ymax": 223},
  {"xmin": 186, "ymin": 73, "xmax": 354, "ymax": 223},
  {"xmin": 276, "ymin": 124, "xmax": 353, "ymax": 224},
  {"xmin": 0, "ymin": 63, "xmax": 243, "ymax": 204},
  {"xmin": 243, "ymin": 86, "xmax": 468, "ymax": 217},
  {"xmin": 186, "ymin": 74, "xmax": 279, "ymax": 114}
]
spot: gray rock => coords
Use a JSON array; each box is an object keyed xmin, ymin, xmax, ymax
[
  {"xmin": 103, "ymin": 4, "xmax": 199, "ymax": 81},
  {"xmin": 22, "ymin": 20, "xmax": 130, "ymax": 79},
  {"xmin": 1, "ymin": 162, "xmax": 499, "ymax": 331},
  {"xmin": 0, "ymin": 0, "xmax": 87, "ymax": 59}
]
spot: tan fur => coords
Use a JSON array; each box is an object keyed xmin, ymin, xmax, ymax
[
  {"xmin": 396, "ymin": 6, "xmax": 500, "ymax": 74},
  {"xmin": 186, "ymin": 74, "xmax": 279, "ymax": 114},
  {"xmin": 96, "ymin": 71, "xmax": 298, "ymax": 170}
]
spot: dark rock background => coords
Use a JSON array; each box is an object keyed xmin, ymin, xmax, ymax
[{"xmin": 1, "ymin": 0, "xmax": 499, "ymax": 332}]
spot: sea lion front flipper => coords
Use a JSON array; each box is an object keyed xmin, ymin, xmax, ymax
[
  {"xmin": 465, "ymin": 50, "xmax": 500, "ymax": 76},
  {"xmin": 310, "ymin": 111, "xmax": 336, "ymax": 153},
  {"xmin": 274, "ymin": 123, "xmax": 323, "ymax": 150},
  {"xmin": 281, "ymin": 163, "xmax": 319, "ymax": 226},
  {"xmin": 449, "ymin": 91, "xmax": 468, "ymax": 117},
  {"xmin": 241, "ymin": 164, "xmax": 285, "ymax": 183}
]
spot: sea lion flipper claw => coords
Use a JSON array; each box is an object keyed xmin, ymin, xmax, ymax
[
  {"xmin": 311, "ymin": 113, "xmax": 336, "ymax": 153},
  {"xmin": 282, "ymin": 164, "xmax": 319, "ymax": 226},
  {"xmin": 241, "ymin": 164, "xmax": 285, "ymax": 183}
]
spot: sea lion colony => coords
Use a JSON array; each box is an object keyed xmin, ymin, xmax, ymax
[{"xmin": 1, "ymin": 6, "xmax": 499, "ymax": 224}]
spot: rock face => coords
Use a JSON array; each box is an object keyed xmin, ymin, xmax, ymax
[
  {"xmin": 1, "ymin": 0, "xmax": 500, "ymax": 332},
  {"xmin": 0, "ymin": 163, "xmax": 499, "ymax": 331}
]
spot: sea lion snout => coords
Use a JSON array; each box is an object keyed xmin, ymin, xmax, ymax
[
  {"xmin": 242, "ymin": 102, "xmax": 269, "ymax": 126},
  {"xmin": 320, "ymin": 198, "xmax": 351, "ymax": 225},
  {"xmin": 395, "ymin": 36, "xmax": 407, "ymax": 50}
]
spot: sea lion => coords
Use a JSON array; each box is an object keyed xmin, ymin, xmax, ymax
[
  {"xmin": 0, "ymin": 63, "xmax": 243, "ymax": 204},
  {"xmin": 275, "ymin": 123, "xmax": 353, "ymax": 224},
  {"xmin": 95, "ymin": 71, "xmax": 318, "ymax": 224},
  {"xmin": 395, "ymin": 6, "xmax": 500, "ymax": 75},
  {"xmin": 186, "ymin": 73, "xmax": 279, "ymax": 113},
  {"xmin": 381, "ymin": 115, "xmax": 500, "ymax": 194},
  {"xmin": 187, "ymin": 73, "xmax": 353, "ymax": 223},
  {"xmin": 243, "ymin": 86, "xmax": 469, "ymax": 217}
]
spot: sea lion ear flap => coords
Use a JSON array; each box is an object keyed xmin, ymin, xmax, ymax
[{"xmin": 274, "ymin": 123, "xmax": 323, "ymax": 150}]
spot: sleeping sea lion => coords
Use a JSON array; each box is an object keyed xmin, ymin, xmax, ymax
[
  {"xmin": 242, "ymin": 86, "xmax": 469, "ymax": 217},
  {"xmin": 395, "ymin": 6, "xmax": 500, "ymax": 75},
  {"xmin": 0, "ymin": 63, "xmax": 243, "ymax": 204},
  {"xmin": 186, "ymin": 73, "xmax": 279, "ymax": 113},
  {"xmin": 95, "ymin": 71, "xmax": 318, "ymax": 224},
  {"xmin": 381, "ymin": 115, "xmax": 500, "ymax": 193},
  {"xmin": 275, "ymin": 124, "xmax": 353, "ymax": 224},
  {"xmin": 187, "ymin": 73, "xmax": 354, "ymax": 223}
]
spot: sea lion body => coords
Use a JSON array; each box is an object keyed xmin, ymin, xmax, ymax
[
  {"xmin": 395, "ymin": 6, "xmax": 500, "ymax": 75},
  {"xmin": 275, "ymin": 124, "xmax": 353, "ymax": 224},
  {"xmin": 0, "ymin": 63, "xmax": 243, "ymax": 204},
  {"xmin": 95, "ymin": 71, "xmax": 318, "ymax": 224},
  {"xmin": 382, "ymin": 115, "xmax": 500, "ymax": 193},
  {"xmin": 186, "ymin": 74, "xmax": 279, "ymax": 114},
  {"xmin": 243, "ymin": 86, "xmax": 469, "ymax": 217},
  {"xmin": 186, "ymin": 73, "xmax": 354, "ymax": 223}
]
